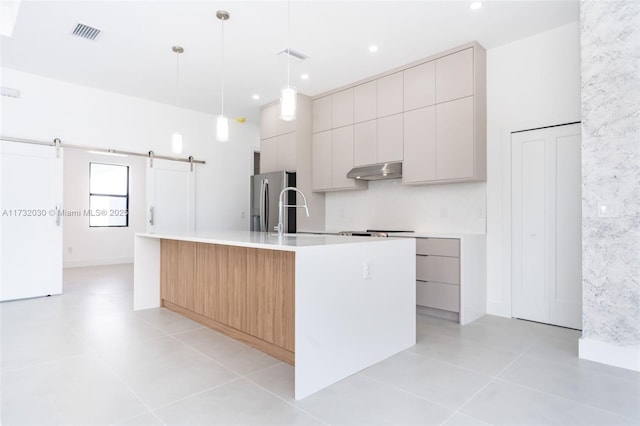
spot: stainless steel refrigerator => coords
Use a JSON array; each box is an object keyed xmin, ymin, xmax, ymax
[{"xmin": 250, "ymin": 171, "xmax": 296, "ymax": 233}]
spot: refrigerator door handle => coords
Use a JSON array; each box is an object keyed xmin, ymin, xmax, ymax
[
  {"xmin": 264, "ymin": 180, "xmax": 269, "ymax": 232},
  {"xmin": 259, "ymin": 179, "xmax": 265, "ymax": 231}
]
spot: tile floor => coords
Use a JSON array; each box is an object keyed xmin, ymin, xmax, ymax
[{"xmin": 1, "ymin": 264, "xmax": 639, "ymax": 425}]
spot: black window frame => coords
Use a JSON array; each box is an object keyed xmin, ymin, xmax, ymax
[{"xmin": 89, "ymin": 162, "xmax": 130, "ymax": 228}]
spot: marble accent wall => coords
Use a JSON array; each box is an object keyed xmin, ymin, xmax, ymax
[{"xmin": 581, "ymin": 1, "xmax": 640, "ymax": 346}]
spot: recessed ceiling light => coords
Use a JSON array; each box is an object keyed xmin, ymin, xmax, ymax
[
  {"xmin": 300, "ymin": 73, "xmax": 309, "ymax": 80},
  {"xmin": 252, "ymin": 94, "xmax": 260, "ymax": 100},
  {"xmin": 469, "ymin": 2, "xmax": 482, "ymax": 10},
  {"xmin": 368, "ymin": 45, "xmax": 378, "ymax": 53}
]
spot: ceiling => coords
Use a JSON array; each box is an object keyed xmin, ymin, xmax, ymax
[{"xmin": 1, "ymin": 1, "xmax": 579, "ymax": 124}]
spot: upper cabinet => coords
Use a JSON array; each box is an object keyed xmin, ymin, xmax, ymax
[
  {"xmin": 377, "ymin": 72, "xmax": 403, "ymax": 118},
  {"xmin": 260, "ymin": 104, "xmax": 279, "ymax": 140},
  {"xmin": 259, "ymin": 94, "xmax": 311, "ymax": 174},
  {"xmin": 435, "ymin": 48, "xmax": 474, "ymax": 104},
  {"xmin": 312, "ymin": 128, "xmax": 366, "ymax": 191},
  {"xmin": 332, "ymin": 88, "xmax": 354, "ymax": 128},
  {"xmin": 404, "ymin": 44, "xmax": 486, "ymax": 184},
  {"xmin": 312, "ymin": 96, "xmax": 332, "ymax": 133},
  {"xmin": 354, "ymin": 81, "xmax": 377, "ymax": 123},
  {"xmin": 404, "ymin": 61, "xmax": 436, "ymax": 111},
  {"xmin": 310, "ymin": 41, "xmax": 486, "ymax": 189}
]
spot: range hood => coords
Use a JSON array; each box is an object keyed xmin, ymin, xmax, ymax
[{"xmin": 346, "ymin": 162, "xmax": 402, "ymax": 181}]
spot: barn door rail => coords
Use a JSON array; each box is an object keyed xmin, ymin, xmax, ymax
[{"xmin": 0, "ymin": 136, "xmax": 206, "ymax": 165}]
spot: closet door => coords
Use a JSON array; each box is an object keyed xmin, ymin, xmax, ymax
[
  {"xmin": 1, "ymin": 141, "xmax": 63, "ymax": 301},
  {"xmin": 511, "ymin": 123, "xmax": 582, "ymax": 329}
]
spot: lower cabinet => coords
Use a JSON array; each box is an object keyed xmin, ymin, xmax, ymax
[
  {"xmin": 246, "ymin": 249, "xmax": 295, "ymax": 351},
  {"xmin": 160, "ymin": 240, "xmax": 295, "ymax": 363},
  {"xmin": 415, "ymin": 238, "xmax": 460, "ymax": 314},
  {"xmin": 413, "ymin": 235, "xmax": 486, "ymax": 325},
  {"xmin": 160, "ymin": 239, "xmax": 197, "ymax": 311}
]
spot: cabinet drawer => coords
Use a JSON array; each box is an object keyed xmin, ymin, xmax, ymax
[
  {"xmin": 416, "ymin": 238, "xmax": 460, "ymax": 257},
  {"xmin": 416, "ymin": 281, "xmax": 460, "ymax": 312},
  {"xmin": 416, "ymin": 255, "xmax": 460, "ymax": 284}
]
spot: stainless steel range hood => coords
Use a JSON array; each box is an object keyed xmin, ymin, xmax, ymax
[{"xmin": 347, "ymin": 162, "xmax": 402, "ymax": 181}]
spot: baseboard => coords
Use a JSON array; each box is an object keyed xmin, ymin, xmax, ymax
[
  {"xmin": 63, "ymin": 257, "xmax": 133, "ymax": 268},
  {"xmin": 417, "ymin": 305, "xmax": 460, "ymax": 323},
  {"xmin": 579, "ymin": 337, "xmax": 640, "ymax": 372}
]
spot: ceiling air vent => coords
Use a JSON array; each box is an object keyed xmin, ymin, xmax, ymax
[
  {"xmin": 72, "ymin": 23, "xmax": 101, "ymax": 41},
  {"xmin": 277, "ymin": 48, "xmax": 309, "ymax": 62}
]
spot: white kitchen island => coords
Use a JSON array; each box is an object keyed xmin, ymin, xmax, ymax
[{"xmin": 134, "ymin": 231, "xmax": 416, "ymax": 399}]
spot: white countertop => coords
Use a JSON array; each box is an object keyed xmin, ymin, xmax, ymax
[
  {"xmin": 298, "ymin": 230, "xmax": 486, "ymax": 239},
  {"xmin": 386, "ymin": 231, "xmax": 485, "ymax": 239},
  {"xmin": 136, "ymin": 231, "xmax": 397, "ymax": 251}
]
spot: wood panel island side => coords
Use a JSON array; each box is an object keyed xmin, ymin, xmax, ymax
[{"xmin": 134, "ymin": 231, "xmax": 415, "ymax": 399}]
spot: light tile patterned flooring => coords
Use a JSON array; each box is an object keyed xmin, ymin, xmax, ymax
[{"xmin": 1, "ymin": 264, "xmax": 638, "ymax": 425}]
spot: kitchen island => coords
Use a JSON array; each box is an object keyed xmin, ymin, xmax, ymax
[{"xmin": 134, "ymin": 231, "xmax": 415, "ymax": 399}]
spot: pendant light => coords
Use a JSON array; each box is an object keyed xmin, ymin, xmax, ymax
[
  {"xmin": 280, "ymin": 0, "xmax": 296, "ymax": 121},
  {"xmin": 216, "ymin": 10, "xmax": 230, "ymax": 142},
  {"xmin": 171, "ymin": 46, "xmax": 184, "ymax": 154}
]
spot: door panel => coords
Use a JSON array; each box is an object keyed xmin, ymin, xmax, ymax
[
  {"xmin": 146, "ymin": 159, "xmax": 194, "ymax": 234},
  {"xmin": 403, "ymin": 106, "xmax": 436, "ymax": 183},
  {"xmin": 354, "ymin": 120, "xmax": 377, "ymax": 167},
  {"xmin": 517, "ymin": 137, "xmax": 547, "ymax": 323},
  {"xmin": 331, "ymin": 126, "xmax": 355, "ymax": 189},
  {"xmin": 0, "ymin": 141, "xmax": 63, "ymax": 301},
  {"xmin": 511, "ymin": 123, "xmax": 582, "ymax": 329},
  {"xmin": 311, "ymin": 131, "xmax": 332, "ymax": 190},
  {"xmin": 436, "ymin": 97, "xmax": 474, "ymax": 180}
]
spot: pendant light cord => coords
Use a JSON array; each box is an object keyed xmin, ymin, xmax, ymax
[
  {"xmin": 286, "ymin": 0, "xmax": 291, "ymax": 87},
  {"xmin": 220, "ymin": 17, "xmax": 225, "ymax": 116},
  {"xmin": 175, "ymin": 50, "xmax": 180, "ymax": 109}
]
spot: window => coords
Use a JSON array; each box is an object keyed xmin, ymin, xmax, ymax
[{"xmin": 89, "ymin": 162, "xmax": 129, "ymax": 227}]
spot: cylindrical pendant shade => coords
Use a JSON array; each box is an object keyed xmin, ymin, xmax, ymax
[
  {"xmin": 216, "ymin": 115, "xmax": 229, "ymax": 142},
  {"xmin": 280, "ymin": 86, "xmax": 297, "ymax": 121}
]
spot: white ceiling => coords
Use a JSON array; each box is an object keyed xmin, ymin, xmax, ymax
[{"xmin": 1, "ymin": 1, "xmax": 579, "ymax": 123}]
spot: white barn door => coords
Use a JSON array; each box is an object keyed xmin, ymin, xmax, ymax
[
  {"xmin": 146, "ymin": 159, "xmax": 194, "ymax": 234},
  {"xmin": 0, "ymin": 141, "xmax": 63, "ymax": 301},
  {"xmin": 511, "ymin": 123, "xmax": 582, "ymax": 330}
]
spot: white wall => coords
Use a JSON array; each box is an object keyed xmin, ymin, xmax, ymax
[
  {"xmin": 485, "ymin": 22, "xmax": 581, "ymax": 316},
  {"xmin": 62, "ymin": 150, "xmax": 146, "ymax": 267},
  {"xmin": 325, "ymin": 180, "xmax": 486, "ymax": 233},
  {"xmin": 1, "ymin": 67, "xmax": 260, "ymax": 265}
]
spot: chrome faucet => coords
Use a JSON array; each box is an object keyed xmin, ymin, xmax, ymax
[{"xmin": 276, "ymin": 187, "xmax": 309, "ymax": 236}]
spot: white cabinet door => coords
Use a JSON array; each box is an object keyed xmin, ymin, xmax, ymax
[
  {"xmin": 146, "ymin": 159, "xmax": 194, "ymax": 234},
  {"xmin": 404, "ymin": 61, "xmax": 436, "ymax": 111},
  {"xmin": 277, "ymin": 132, "xmax": 297, "ymax": 171},
  {"xmin": 260, "ymin": 103, "xmax": 278, "ymax": 139},
  {"xmin": 331, "ymin": 126, "xmax": 355, "ymax": 189},
  {"xmin": 277, "ymin": 109, "xmax": 297, "ymax": 135},
  {"xmin": 354, "ymin": 120, "xmax": 377, "ymax": 167},
  {"xmin": 1, "ymin": 141, "xmax": 63, "ymax": 301},
  {"xmin": 260, "ymin": 137, "xmax": 279, "ymax": 173},
  {"xmin": 403, "ymin": 106, "xmax": 436, "ymax": 183},
  {"xmin": 312, "ymin": 96, "xmax": 332, "ymax": 133},
  {"xmin": 512, "ymin": 123, "xmax": 582, "ymax": 330},
  {"xmin": 436, "ymin": 96, "xmax": 474, "ymax": 180},
  {"xmin": 312, "ymin": 131, "xmax": 332, "ymax": 191},
  {"xmin": 377, "ymin": 72, "xmax": 403, "ymax": 118},
  {"xmin": 332, "ymin": 88, "xmax": 354, "ymax": 128},
  {"xmin": 377, "ymin": 113, "xmax": 403, "ymax": 163},
  {"xmin": 354, "ymin": 81, "xmax": 377, "ymax": 123},
  {"xmin": 435, "ymin": 48, "xmax": 473, "ymax": 104}
]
